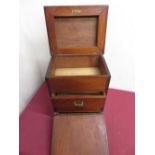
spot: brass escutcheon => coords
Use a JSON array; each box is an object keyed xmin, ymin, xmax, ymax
[
  {"xmin": 74, "ymin": 100, "xmax": 84, "ymax": 107},
  {"xmin": 72, "ymin": 9, "xmax": 82, "ymax": 14}
]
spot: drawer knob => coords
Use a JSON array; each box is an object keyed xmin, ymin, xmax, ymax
[{"xmin": 74, "ymin": 100, "xmax": 84, "ymax": 107}]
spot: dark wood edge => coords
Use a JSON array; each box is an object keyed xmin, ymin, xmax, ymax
[
  {"xmin": 53, "ymin": 112, "xmax": 104, "ymax": 116},
  {"xmin": 44, "ymin": 5, "xmax": 108, "ymax": 16},
  {"xmin": 101, "ymin": 56, "xmax": 111, "ymax": 77},
  {"xmin": 45, "ymin": 58, "xmax": 52, "ymax": 79},
  {"xmin": 55, "ymin": 47, "xmax": 100, "ymax": 54},
  {"xmin": 45, "ymin": 58, "xmax": 53, "ymax": 95},
  {"xmin": 44, "ymin": 8, "xmax": 57, "ymax": 54},
  {"xmin": 100, "ymin": 56, "xmax": 111, "ymax": 94},
  {"xmin": 50, "ymin": 75, "xmax": 110, "ymax": 79},
  {"xmin": 97, "ymin": 6, "xmax": 108, "ymax": 53},
  {"xmin": 51, "ymin": 94, "xmax": 106, "ymax": 99}
]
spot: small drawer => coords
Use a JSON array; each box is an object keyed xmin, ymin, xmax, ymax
[{"xmin": 51, "ymin": 93, "xmax": 106, "ymax": 112}]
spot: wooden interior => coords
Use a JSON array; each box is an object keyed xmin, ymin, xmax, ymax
[
  {"xmin": 55, "ymin": 16, "xmax": 98, "ymax": 48},
  {"xmin": 50, "ymin": 55, "xmax": 108, "ymax": 77}
]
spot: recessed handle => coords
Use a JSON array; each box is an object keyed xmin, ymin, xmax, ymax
[{"xmin": 74, "ymin": 100, "xmax": 84, "ymax": 107}]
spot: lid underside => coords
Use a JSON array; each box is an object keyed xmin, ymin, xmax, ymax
[
  {"xmin": 55, "ymin": 16, "xmax": 98, "ymax": 49},
  {"xmin": 44, "ymin": 6, "xmax": 108, "ymax": 55}
]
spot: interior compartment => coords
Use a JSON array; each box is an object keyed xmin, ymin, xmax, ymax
[{"xmin": 49, "ymin": 55, "xmax": 109, "ymax": 77}]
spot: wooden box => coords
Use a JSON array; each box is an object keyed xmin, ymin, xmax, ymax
[{"xmin": 44, "ymin": 6, "xmax": 111, "ymax": 112}]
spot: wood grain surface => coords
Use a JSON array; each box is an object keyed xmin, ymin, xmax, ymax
[
  {"xmin": 44, "ymin": 5, "xmax": 108, "ymax": 55},
  {"xmin": 51, "ymin": 114, "xmax": 109, "ymax": 155},
  {"xmin": 55, "ymin": 17, "xmax": 98, "ymax": 48},
  {"xmin": 52, "ymin": 94, "xmax": 106, "ymax": 112}
]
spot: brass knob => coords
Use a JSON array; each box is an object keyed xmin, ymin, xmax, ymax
[{"xmin": 74, "ymin": 100, "xmax": 84, "ymax": 107}]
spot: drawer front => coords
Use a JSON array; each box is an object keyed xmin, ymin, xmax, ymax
[
  {"xmin": 52, "ymin": 96, "xmax": 106, "ymax": 112},
  {"xmin": 47, "ymin": 76, "xmax": 110, "ymax": 93}
]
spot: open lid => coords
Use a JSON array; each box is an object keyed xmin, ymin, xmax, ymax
[{"xmin": 44, "ymin": 5, "xmax": 108, "ymax": 55}]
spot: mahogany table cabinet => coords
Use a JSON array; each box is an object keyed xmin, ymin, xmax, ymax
[
  {"xmin": 44, "ymin": 5, "xmax": 110, "ymax": 155},
  {"xmin": 44, "ymin": 5, "xmax": 111, "ymax": 113}
]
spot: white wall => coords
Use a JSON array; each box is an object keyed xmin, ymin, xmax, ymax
[{"xmin": 20, "ymin": 0, "xmax": 134, "ymax": 113}]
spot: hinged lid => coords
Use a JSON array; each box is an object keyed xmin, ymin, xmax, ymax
[{"xmin": 44, "ymin": 5, "xmax": 108, "ymax": 55}]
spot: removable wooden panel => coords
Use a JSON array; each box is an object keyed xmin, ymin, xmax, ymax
[
  {"xmin": 55, "ymin": 17, "xmax": 98, "ymax": 48},
  {"xmin": 52, "ymin": 114, "xmax": 109, "ymax": 155},
  {"xmin": 52, "ymin": 92, "xmax": 106, "ymax": 112}
]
